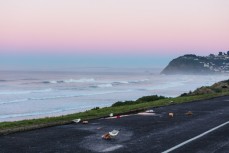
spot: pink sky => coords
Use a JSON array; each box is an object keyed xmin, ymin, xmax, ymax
[{"xmin": 0, "ymin": 0, "xmax": 229, "ymax": 55}]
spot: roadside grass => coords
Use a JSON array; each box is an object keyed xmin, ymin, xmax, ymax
[{"xmin": 1, "ymin": 91, "xmax": 229, "ymax": 134}]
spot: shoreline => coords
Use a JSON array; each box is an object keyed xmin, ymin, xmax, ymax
[
  {"xmin": 1, "ymin": 91, "xmax": 229, "ymax": 135},
  {"xmin": 1, "ymin": 72, "xmax": 228, "ymax": 123}
]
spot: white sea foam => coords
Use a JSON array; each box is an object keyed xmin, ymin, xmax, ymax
[
  {"xmin": 128, "ymin": 79, "xmax": 149, "ymax": 83},
  {"xmin": 0, "ymin": 109, "xmax": 64, "ymax": 119},
  {"xmin": 44, "ymin": 78, "xmax": 95, "ymax": 84},
  {"xmin": 0, "ymin": 99, "xmax": 28, "ymax": 105},
  {"xmin": 113, "ymin": 81, "xmax": 129, "ymax": 84},
  {"xmin": 0, "ymin": 90, "xmax": 133, "ymax": 105},
  {"xmin": 64, "ymin": 78, "xmax": 95, "ymax": 83},
  {"xmin": 97, "ymin": 84, "xmax": 113, "ymax": 88},
  {"xmin": 112, "ymin": 79, "xmax": 148, "ymax": 85},
  {"xmin": 109, "ymin": 79, "xmax": 148, "ymax": 86},
  {"xmin": 0, "ymin": 88, "xmax": 52, "ymax": 95},
  {"xmin": 49, "ymin": 80, "xmax": 58, "ymax": 84}
]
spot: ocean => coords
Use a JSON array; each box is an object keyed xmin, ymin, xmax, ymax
[{"xmin": 0, "ymin": 68, "xmax": 228, "ymax": 122}]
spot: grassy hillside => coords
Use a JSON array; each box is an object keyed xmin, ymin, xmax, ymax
[{"xmin": 181, "ymin": 79, "xmax": 229, "ymax": 96}]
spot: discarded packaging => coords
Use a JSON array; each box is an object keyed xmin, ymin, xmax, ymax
[
  {"xmin": 82, "ymin": 121, "xmax": 88, "ymax": 124},
  {"xmin": 168, "ymin": 112, "xmax": 174, "ymax": 117},
  {"xmin": 185, "ymin": 111, "xmax": 193, "ymax": 116},
  {"xmin": 138, "ymin": 112, "xmax": 156, "ymax": 116},
  {"xmin": 72, "ymin": 118, "xmax": 81, "ymax": 123},
  {"xmin": 102, "ymin": 133, "xmax": 112, "ymax": 140},
  {"xmin": 102, "ymin": 129, "xmax": 120, "ymax": 140},
  {"xmin": 109, "ymin": 130, "xmax": 119, "ymax": 137},
  {"xmin": 145, "ymin": 110, "xmax": 154, "ymax": 113},
  {"xmin": 116, "ymin": 115, "xmax": 120, "ymax": 119}
]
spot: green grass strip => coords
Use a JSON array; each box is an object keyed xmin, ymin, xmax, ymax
[{"xmin": 1, "ymin": 91, "xmax": 229, "ymax": 134}]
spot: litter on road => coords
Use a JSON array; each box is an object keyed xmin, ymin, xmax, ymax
[
  {"xmin": 102, "ymin": 133, "xmax": 112, "ymax": 140},
  {"xmin": 82, "ymin": 121, "xmax": 89, "ymax": 124},
  {"xmin": 185, "ymin": 111, "xmax": 193, "ymax": 116},
  {"xmin": 102, "ymin": 129, "xmax": 120, "ymax": 140},
  {"xmin": 168, "ymin": 113, "xmax": 174, "ymax": 118},
  {"xmin": 145, "ymin": 110, "xmax": 154, "ymax": 113},
  {"xmin": 72, "ymin": 118, "xmax": 81, "ymax": 123},
  {"xmin": 116, "ymin": 115, "xmax": 121, "ymax": 119},
  {"xmin": 109, "ymin": 130, "xmax": 119, "ymax": 137},
  {"xmin": 138, "ymin": 109, "xmax": 157, "ymax": 116},
  {"xmin": 138, "ymin": 112, "xmax": 156, "ymax": 116},
  {"xmin": 105, "ymin": 114, "xmax": 132, "ymax": 119}
]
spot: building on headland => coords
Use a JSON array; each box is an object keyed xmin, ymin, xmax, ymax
[
  {"xmin": 204, "ymin": 50, "xmax": 229, "ymax": 73},
  {"xmin": 218, "ymin": 52, "xmax": 223, "ymax": 56},
  {"xmin": 161, "ymin": 50, "xmax": 229, "ymax": 74}
]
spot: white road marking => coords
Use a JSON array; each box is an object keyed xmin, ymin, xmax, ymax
[
  {"xmin": 101, "ymin": 145, "xmax": 123, "ymax": 152},
  {"xmin": 162, "ymin": 121, "xmax": 229, "ymax": 153}
]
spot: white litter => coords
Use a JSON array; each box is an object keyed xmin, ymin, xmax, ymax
[
  {"xmin": 138, "ymin": 112, "xmax": 156, "ymax": 116},
  {"xmin": 145, "ymin": 110, "xmax": 154, "ymax": 113},
  {"xmin": 72, "ymin": 118, "xmax": 81, "ymax": 123},
  {"xmin": 109, "ymin": 130, "xmax": 120, "ymax": 137}
]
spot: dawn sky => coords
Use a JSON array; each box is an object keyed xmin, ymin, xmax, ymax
[{"xmin": 0, "ymin": 0, "xmax": 229, "ymax": 68}]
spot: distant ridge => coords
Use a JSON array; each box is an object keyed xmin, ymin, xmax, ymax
[{"xmin": 161, "ymin": 51, "xmax": 229, "ymax": 75}]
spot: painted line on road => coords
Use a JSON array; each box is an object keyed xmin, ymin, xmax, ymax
[{"xmin": 162, "ymin": 121, "xmax": 229, "ymax": 153}]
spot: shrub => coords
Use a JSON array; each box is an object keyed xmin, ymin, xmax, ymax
[
  {"xmin": 111, "ymin": 101, "xmax": 136, "ymax": 107},
  {"xmin": 180, "ymin": 93, "xmax": 188, "ymax": 97},
  {"xmin": 213, "ymin": 88, "xmax": 222, "ymax": 93},
  {"xmin": 111, "ymin": 95, "xmax": 166, "ymax": 107},
  {"xmin": 91, "ymin": 107, "xmax": 100, "ymax": 110},
  {"xmin": 136, "ymin": 95, "xmax": 166, "ymax": 102},
  {"xmin": 223, "ymin": 79, "xmax": 229, "ymax": 85}
]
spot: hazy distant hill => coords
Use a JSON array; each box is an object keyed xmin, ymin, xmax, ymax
[{"xmin": 161, "ymin": 52, "xmax": 229, "ymax": 75}]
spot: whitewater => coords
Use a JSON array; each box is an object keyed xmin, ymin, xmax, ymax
[{"xmin": 0, "ymin": 68, "xmax": 228, "ymax": 122}]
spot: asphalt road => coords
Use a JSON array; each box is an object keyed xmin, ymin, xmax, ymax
[{"xmin": 0, "ymin": 96, "xmax": 228, "ymax": 153}]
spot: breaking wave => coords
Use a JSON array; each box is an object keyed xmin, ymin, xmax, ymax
[
  {"xmin": 112, "ymin": 79, "xmax": 148, "ymax": 85},
  {"xmin": 112, "ymin": 81, "xmax": 129, "ymax": 85},
  {"xmin": 43, "ymin": 78, "xmax": 95, "ymax": 84},
  {"xmin": 90, "ymin": 79, "xmax": 148, "ymax": 88},
  {"xmin": 91, "ymin": 83, "xmax": 113, "ymax": 88},
  {"xmin": 128, "ymin": 79, "xmax": 149, "ymax": 83}
]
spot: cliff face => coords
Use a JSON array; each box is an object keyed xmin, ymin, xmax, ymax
[{"xmin": 161, "ymin": 54, "xmax": 229, "ymax": 75}]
